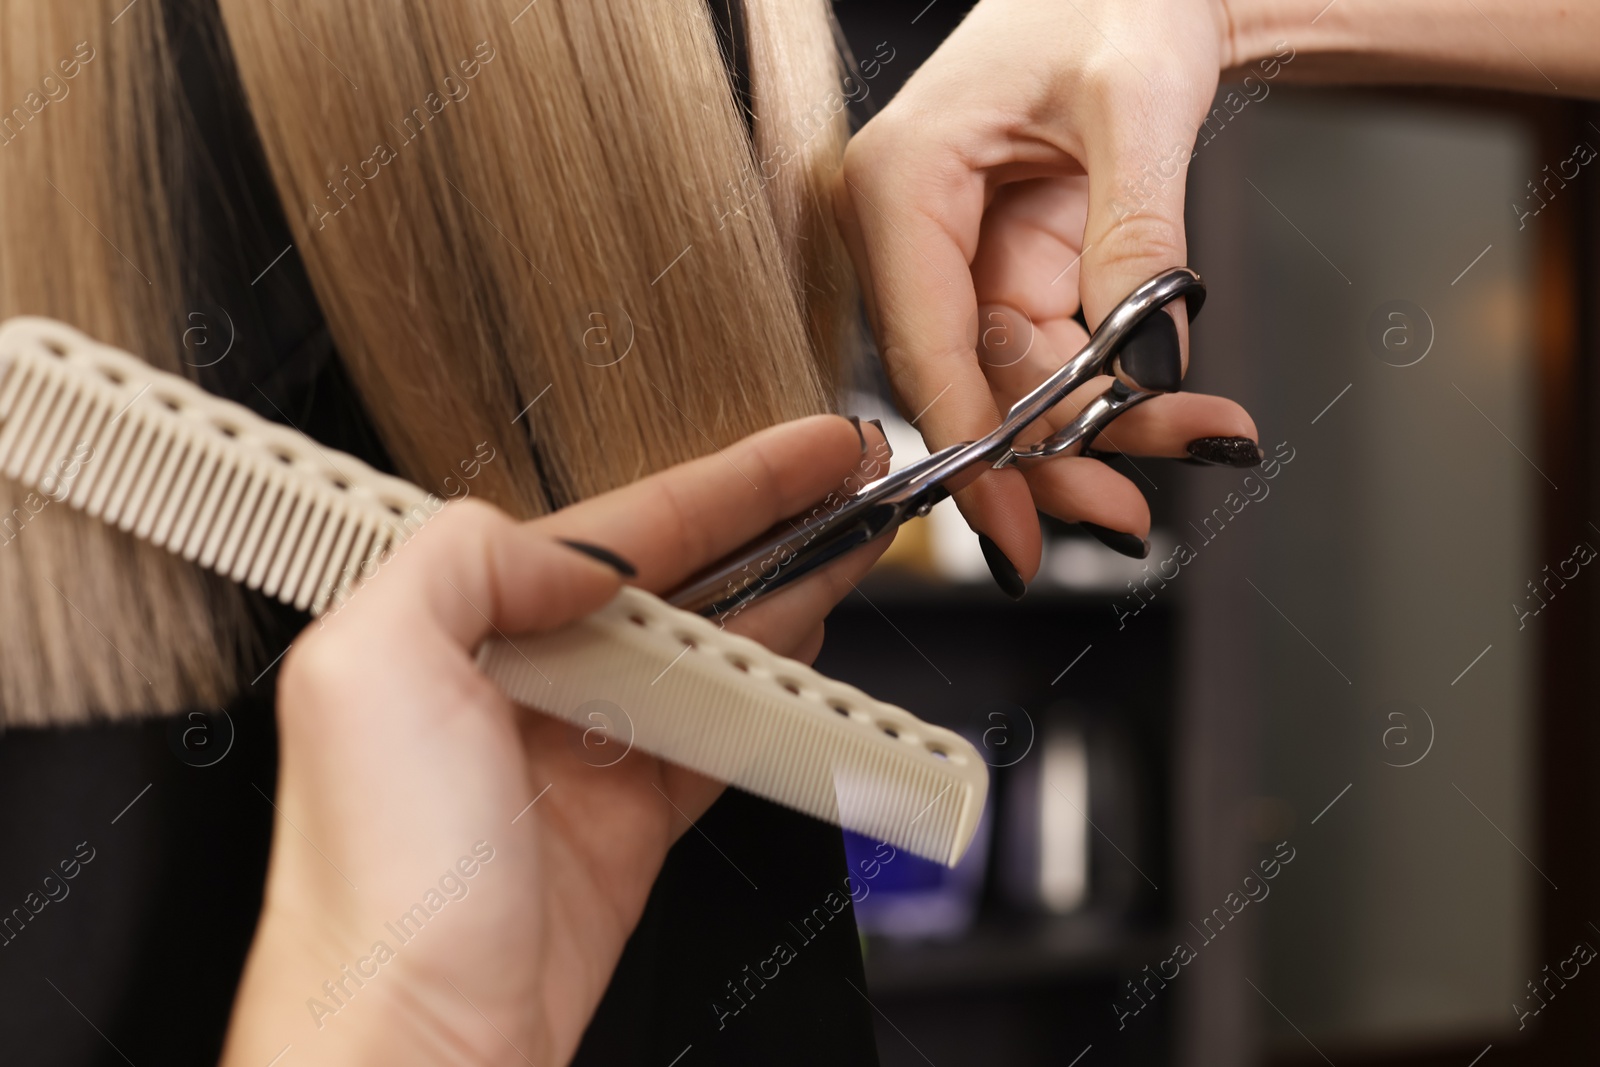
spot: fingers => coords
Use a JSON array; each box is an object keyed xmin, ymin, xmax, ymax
[
  {"xmin": 835, "ymin": 118, "xmax": 1045, "ymax": 583},
  {"xmin": 977, "ymin": 303, "xmax": 1257, "ymax": 458},
  {"xmin": 1076, "ymin": 99, "xmax": 1198, "ymax": 368},
  {"xmin": 971, "ymin": 176, "xmax": 1091, "ymax": 330},
  {"xmin": 537, "ymin": 414, "xmax": 896, "ymax": 661},
  {"xmin": 532, "ymin": 415, "xmax": 871, "ymax": 593},
  {"xmin": 969, "ymin": 297, "xmax": 1257, "ymax": 545},
  {"xmin": 1082, "ymin": 392, "xmax": 1259, "ymax": 457},
  {"xmin": 975, "ymin": 303, "xmax": 1089, "ymax": 428},
  {"xmin": 1023, "ymin": 456, "xmax": 1151, "ymax": 538},
  {"xmin": 788, "ymin": 624, "xmax": 827, "ymax": 668},
  {"xmin": 330, "ymin": 415, "xmax": 895, "ymax": 664},
  {"xmin": 834, "ymin": 119, "xmax": 986, "ymax": 435},
  {"xmin": 332, "ymin": 499, "xmax": 626, "ymax": 653},
  {"xmin": 952, "ymin": 471, "xmax": 1043, "ymax": 585}
]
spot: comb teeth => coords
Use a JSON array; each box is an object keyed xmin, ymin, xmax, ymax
[
  {"xmin": 0, "ymin": 316, "xmax": 990, "ymax": 867},
  {"xmin": 476, "ymin": 586, "xmax": 987, "ymax": 866},
  {"xmin": 0, "ymin": 317, "xmax": 432, "ymax": 613}
]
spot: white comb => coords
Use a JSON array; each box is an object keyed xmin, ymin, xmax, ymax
[{"xmin": 0, "ymin": 316, "xmax": 987, "ymax": 866}]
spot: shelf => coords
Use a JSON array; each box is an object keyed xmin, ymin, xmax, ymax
[{"xmin": 862, "ymin": 913, "xmax": 1171, "ymax": 995}]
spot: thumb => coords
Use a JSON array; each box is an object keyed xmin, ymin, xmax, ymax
[{"xmin": 1078, "ymin": 129, "xmax": 1196, "ymax": 369}]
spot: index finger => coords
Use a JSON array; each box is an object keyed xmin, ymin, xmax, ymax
[
  {"xmin": 835, "ymin": 128, "xmax": 1043, "ymax": 580},
  {"xmin": 533, "ymin": 414, "xmax": 875, "ymax": 593}
]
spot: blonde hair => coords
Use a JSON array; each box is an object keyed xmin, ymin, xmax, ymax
[{"xmin": 0, "ymin": 0, "xmax": 851, "ymax": 725}]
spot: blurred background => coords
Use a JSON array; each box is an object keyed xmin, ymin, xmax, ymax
[{"xmin": 824, "ymin": 3, "xmax": 1600, "ymax": 1064}]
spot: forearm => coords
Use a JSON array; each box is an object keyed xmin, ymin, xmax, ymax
[{"xmin": 1221, "ymin": 0, "xmax": 1600, "ymax": 98}]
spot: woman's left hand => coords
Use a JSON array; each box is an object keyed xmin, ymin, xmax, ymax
[{"xmin": 220, "ymin": 414, "xmax": 890, "ymax": 1067}]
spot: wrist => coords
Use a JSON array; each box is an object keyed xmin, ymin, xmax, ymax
[
  {"xmin": 1217, "ymin": 0, "xmax": 1347, "ymax": 74},
  {"xmin": 1219, "ymin": 0, "xmax": 1596, "ymax": 97},
  {"xmin": 224, "ymin": 911, "xmax": 532, "ymax": 1067}
]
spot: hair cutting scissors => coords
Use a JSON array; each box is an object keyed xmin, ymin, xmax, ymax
[{"xmin": 669, "ymin": 266, "xmax": 1206, "ymax": 619}]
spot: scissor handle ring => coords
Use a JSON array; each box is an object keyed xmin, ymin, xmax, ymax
[{"xmin": 1006, "ymin": 266, "xmax": 1205, "ymax": 463}]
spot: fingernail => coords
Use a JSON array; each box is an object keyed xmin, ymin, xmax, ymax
[
  {"xmin": 558, "ymin": 539, "xmax": 637, "ymax": 577},
  {"xmin": 846, "ymin": 415, "xmax": 868, "ymax": 454},
  {"xmin": 977, "ymin": 534, "xmax": 1026, "ymax": 600},
  {"xmin": 1116, "ymin": 311, "xmax": 1182, "ymax": 393},
  {"xmin": 866, "ymin": 418, "xmax": 892, "ymax": 457},
  {"xmin": 1185, "ymin": 436, "xmax": 1264, "ymax": 467},
  {"xmin": 1080, "ymin": 521, "xmax": 1150, "ymax": 560}
]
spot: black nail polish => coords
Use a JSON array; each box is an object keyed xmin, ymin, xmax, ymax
[
  {"xmin": 559, "ymin": 539, "xmax": 637, "ymax": 577},
  {"xmin": 1185, "ymin": 437, "xmax": 1264, "ymax": 467},
  {"xmin": 1116, "ymin": 312, "xmax": 1182, "ymax": 393},
  {"xmin": 977, "ymin": 534, "xmax": 1026, "ymax": 600},
  {"xmin": 866, "ymin": 418, "xmax": 892, "ymax": 457},
  {"xmin": 1080, "ymin": 521, "xmax": 1150, "ymax": 560}
]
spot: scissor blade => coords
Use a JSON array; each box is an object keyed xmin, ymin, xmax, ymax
[{"xmin": 669, "ymin": 500, "xmax": 901, "ymax": 619}]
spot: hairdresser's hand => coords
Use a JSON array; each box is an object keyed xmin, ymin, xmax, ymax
[
  {"xmin": 837, "ymin": 0, "xmax": 1263, "ymax": 583},
  {"xmin": 221, "ymin": 415, "xmax": 891, "ymax": 1067}
]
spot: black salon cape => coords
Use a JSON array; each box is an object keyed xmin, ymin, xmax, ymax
[{"xmin": 0, "ymin": 5, "xmax": 878, "ymax": 1064}]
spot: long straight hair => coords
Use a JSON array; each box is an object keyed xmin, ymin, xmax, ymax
[{"xmin": 0, "ymin": 0, "xmax": 851, "ymax": 725}]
